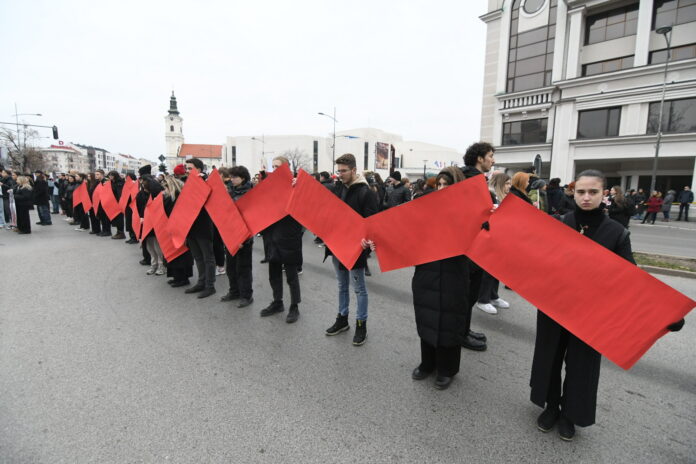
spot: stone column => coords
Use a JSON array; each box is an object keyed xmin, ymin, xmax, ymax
[
  {"xmin": 634, "ymin": 0, "xmax": 655, "ymax": 66},
  {"xmin": 565, "ymin": 7, "xmax": 586, "ymax": 79}
]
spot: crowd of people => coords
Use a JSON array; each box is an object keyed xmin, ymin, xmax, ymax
[{"xmin": 0, "ymin": 141, "xmax": 688, "ymax": 443}]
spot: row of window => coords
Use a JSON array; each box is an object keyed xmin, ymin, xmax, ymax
[{"xmin": 501, "ymin": 97, "xmax": 696, "ymax": 145}]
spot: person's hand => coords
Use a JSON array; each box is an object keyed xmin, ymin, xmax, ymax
[
  {"xmin": 667, "ymin": 318, "xmax": 685, "ymax": 332},
  {"xmin": 361, "ymin": 238, "xmax": 376, "ymax": 251},
  {"xmin": 292, "ymin": 177, "xmax": 297, "ymax": 187}
]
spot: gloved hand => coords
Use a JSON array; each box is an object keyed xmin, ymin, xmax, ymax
[{"xmin": 667, "ymin": 318, "xmax": 685, "ymax": 332}]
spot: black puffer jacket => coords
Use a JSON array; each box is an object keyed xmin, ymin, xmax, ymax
[
  {"xmin": 386, "ymin": 182, "xmax": 410, "ymax": 208},
  {"xmin": 263, "ymin": 216, "xmax": 304, "ymax": 265},
  {"xmin": 227, "ymin": 181, "xmax": 252, "ymax": 202},
  {"xmin": 13, "ymin": 186, "xmax": 34, "ymax": 209}
]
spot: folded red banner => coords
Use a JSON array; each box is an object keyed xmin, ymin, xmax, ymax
[
  {"xmin": 286, "ymin": 170, "xmax": 366, "ymax": 269},
  {"xmin": 466, "ymin": 195, "xmax": 695, "ymax": 370},
  {"xmin": 167, "ymin": 169, "xmax": 211, "ymax": 249},
  {"xmin": 100, "ymin": 180, "xmax": 121, "ymax": 221},
  {"xmin": 92, "ymin": 183, "xmax": 103, "ymax": 215},
  {"xmin": 72, "ymin": 182, "xmax": 84, "ymax": 209},
  {"xmin": 141, "ymin": 196, "xmax": 155, "ymax": 240},
  {"xmin": 366, "ymin": 175, "xmax": 493, "ymax": 272},
  {"xmin": 236, "ymin": 163, "xmax": 293, "ymax": 235},
  {"xmin": 130, "ymin": 198, "xmax": 141, "ymax": 241},
  {"xmin": 204, "ymin": 169, "xmax": 251, "ymax": 256},
  {"xmin": 118, "ymin": 179, "xmax": 137, "ymax": 213},
  {"xmin": 150, "ymin": 194, "xmax": 189, "ymax": 262},
  {"xmin": 80, "ymin": 184, "xmax": 92, "ymax": 213}
]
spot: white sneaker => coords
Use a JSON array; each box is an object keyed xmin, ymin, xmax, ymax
[
  {"xmin": 476, "ymin": 302, "xmax": 498, "ymax": 315},
  {"xmin": 155, "ymin": 267, "xmax": 166, "ymax": 276},
  {"xmin": 216, "ymin": 266, "xmax": 226, "ymax": 276},
  {"xmin": 491, "ymin": 298, "xmax": 510, "ymax": 309},
  {"xmin": 146, "ymin": 267, "xmax": 157, "ymax": 275},
  {"xmin": 75, "ymin": 227, "xmax": 84, "ymax": 231}
]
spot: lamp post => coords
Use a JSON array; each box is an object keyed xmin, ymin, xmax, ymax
[
  {"xmin": 649, "ymin": 25, "xmax": 673, "ymax": 194},
  {"xmin": 423, "ymin": 159, "xmax": 428, "ymax": 179},
  {"xmin": 12, "ymin": 104, "xmax": 42, "ymax": 152},
  {"xmin": 251, "ymin": 135, "xmax": 265, "ymax": 170},
  {"xmin": 318, "ymin": 107, "xmax": 337, "ymax": 167}
]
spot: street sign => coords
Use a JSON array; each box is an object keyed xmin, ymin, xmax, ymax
[{"xmin": 158, "ymin": 154, "xmax": 166, "ymax": 162}]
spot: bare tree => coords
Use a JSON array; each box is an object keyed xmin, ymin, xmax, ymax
[
  {"xmin": 0, "ymin": 127, "xmax": 46, "ymax": 173},
  {"xmin": 280, "ymin": 148, "xmax": 312, "ymax": 173}
]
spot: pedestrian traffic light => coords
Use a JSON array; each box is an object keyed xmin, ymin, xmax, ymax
[{"xmin": 52, "ymin": 125, "xmax": 59, "ymax": 139}]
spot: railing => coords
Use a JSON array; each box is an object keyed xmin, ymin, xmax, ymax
[{"xmin": 500, "ymin": 90, "xmax": 553, "ymax": 110}]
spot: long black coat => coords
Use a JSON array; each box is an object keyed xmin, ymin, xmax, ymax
[
  {"xmin": 13, "ymin": 186, "xmax": 34, "ymax": 208},
  {"xmin": 530, "ymin": 213, "xmax": 634, "ymax": 427},
  {"xmin": 412, "ymin": 255, "xmax": 470, "ymax": 347},
  {"xmin": 263, "ymin": 215, "xmax": 304, "ymax": 265},
  {"xmin": 32, "ymin": 179, "xmax": 50, "ymax": 206}
]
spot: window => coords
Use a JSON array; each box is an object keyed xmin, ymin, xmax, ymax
[
  {"xmin": 577, "ymin": 107, "xmax": 621, "ymax": 138},
  {"xmin": 582, "ymin": 55, "xmax": 634, "ymax": 76},
  {"xmin": 653, "ymin": 0, "xmax": 696, "ymax": 29},
  {"xmin": 170, "ymin": 125, "xmax": 174, "ymax": 132},
  {"xmin": 231, "ymin": 146, "xmax": 237, "ymax": 165},
  {"xmin": 313, "ymin": 140, "xmax": 319, "ymax": 172},
  {"xmin": 507, "ymin": 0, "xmax": 556, "ymax": 93},
  {"xmin": 523, "ymin": 0, "xmax": 546, "ymax": 15},
  {"xmin": 502, "ymin": 118, "xmax": 548, "ymax": 145},
  {"xmin": 647, "ymin": 97, "xmax": 696, "ymax": 134},
  {"xmin": 649, "ymin": 43, "xmax": 696, "ymax": 63},
  {"xmin": 585, "ymin": 4, "xmax": 639, "ymax": 45}
]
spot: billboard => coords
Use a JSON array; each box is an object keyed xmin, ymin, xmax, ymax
[{"xmin": 374, "ymin": 142, "xmax": 389, "ymax": 170}]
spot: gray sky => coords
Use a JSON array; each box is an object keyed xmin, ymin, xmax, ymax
[{"xmin": 1, "ymin": 0, "xmax": 487, "ymax": 161}]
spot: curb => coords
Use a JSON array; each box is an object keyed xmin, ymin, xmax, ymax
[{"xmin": 639, "ymin": 265, "xmax": 696, "ymax": 279}]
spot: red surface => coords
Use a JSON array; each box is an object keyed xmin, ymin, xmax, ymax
[
  {"xmin": 91, "ymin": 183, "xmax": 103, "ymax": 214},
  {"xmin": 141, "ymin": 196, "xmax": 154, "ymax": 240},
  {"xmin": 150, "ymin": 194, "xmax": 189, "ymax": 262},
  {"xmin": 118, "ymin": 179, "xmax": 137, "ymax": 213},
  {"xmin": 100, "ymin": 180, "xmax": 121, "ymax": 220},
  {"xmin": 167, "ymin": 169, "xmax": 211, "ymax": 248},
  {"xmin": 236, "ymin": 163, "xmax": 294, "ymax": 235},
  {"xmin": 130, "ymin": 198, "xmax": 141, "ymax": 241},
  {"xmin": 204, "ymin": 169, "xmax": 251, "ymax": 256}
]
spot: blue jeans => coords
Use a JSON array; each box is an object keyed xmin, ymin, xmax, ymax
[
  {"xmin": 332, "ymin": 256, "xmax": 368, "ymax": 321},
  {"xmin": 37, "ymin": 204, "xmax": 52, "ymax": 224}
]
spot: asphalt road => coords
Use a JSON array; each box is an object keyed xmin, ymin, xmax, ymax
[
  {"xmin": 629, "ymin": 218, "xmax": 696, "ymax": 259},
  {"xmin": 1, "ymin": 213, "xmax": 694, "ymax": 463}
]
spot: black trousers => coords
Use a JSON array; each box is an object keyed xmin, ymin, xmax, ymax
[
  {"xmin": 98, "ymin": 209, "xmax": 110, "ymax": 233},
  {"xmin": 111, "ymin": 213, "xmax": 124, "ymax": 233},
  {"xmin": 226, "ymin": 239, "xmax": 253, "ymax": 299},
  {"xmin": 477, "ymin": 271, "xmax": 499, "ymax": 304},
  {"xmin": 187, "ymin": 235, "xmax": 216, "ymax": 289},
  {"xmin": 89, "ymin": 210, "xmax": 101, "ymax": 233},
  {"xmin": 419, "ymin": 339, "xmax": 461, "ymax": 377},
  {"xmin": 16, "ymin": 206, "xmax": 31, "ymax": 233},
  {"xmin": 213, "ymin": 228, "xmax": 225, "ymax": 267},
  {"xmin": 464, "ymin": 260, "xmax": 483, "ymax": 333},
  {"xmin": 642, "ymin": 212, "xmax": 657, "ymax": 224},
  {"xmin": 677, "ymin": 203, "xmax": 690, "ymax": 221},
  {"xmin": 269, "ymin": 261, "xmax": 300, "ymax": 305},
  {"xmin": 125, "ymin": 206, "xmax": 135, "ymax": 239}
]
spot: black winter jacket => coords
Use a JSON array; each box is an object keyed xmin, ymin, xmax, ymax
[
  {"xmin": 263, "ymin": 215, "xmax": 304, "ymax": 265},
  {"xmin": 13, "ymin": 186, "xmax": 34, "ymax": 209},
  {"xmin": 386, "ymin": 182, "xmax": 410, "ymax": 208},
  {"xmin": 32, "ymin": 179, "xmax": 50, "ymax": 206}
]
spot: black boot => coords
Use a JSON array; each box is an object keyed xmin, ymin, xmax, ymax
[
  {"xmin": 260, "ymin": 301, "xmax": 284, "ymax": 317},
  {"xmin": 286, "ymin": 304, "xmax": 299, "ymax": 323},
  {"xmin": 353, "ymin": 320, "xmax": 367, "ymax": 346},
  {"xmin": 325, "ymin": 314, "xmax": 349, "ymax": 335},
  {"xmin": 557, "ymin": 415, "xmax": 575, "ymax": 441},
  {"xmin": 537, "ymin": 406, "xmax": 560, "ymax": 432}
]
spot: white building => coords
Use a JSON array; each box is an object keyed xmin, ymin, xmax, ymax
[
  {"xmin": 39, "ymin": 144, "xmax": 90, "ymax": 174},
  {"xmin": 73, "ymin": 143, "xmax": 115, "ymax": 172},
  {"xmin": 164, "ymin": 91, "xmax": 185, "ymax": 170},
  {"xmin": 480, "ymin": 0, "xmax": 696, "ymax": 192}
]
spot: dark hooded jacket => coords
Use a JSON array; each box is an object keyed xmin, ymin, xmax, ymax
[
  {"xmin": 32, "ymin": 178, "xmax": 50, "ymax": 206},
  {"xmin": 386, "ymin": 182, "xmax": 410, "ymax": 208}
]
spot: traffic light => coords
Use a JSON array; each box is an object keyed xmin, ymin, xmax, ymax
[{"xmin": 52, "ymin": 126, "xmax": 59, "ymax": 139}]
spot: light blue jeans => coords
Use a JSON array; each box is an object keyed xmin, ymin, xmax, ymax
[{"xmin": 332, "ymin": 256, "xmax": 368, "ymax": 321}]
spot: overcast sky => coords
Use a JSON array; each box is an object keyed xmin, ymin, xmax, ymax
[{"xmin": 2, "ymin": 0, "xmax": 487, "ymax": 161}]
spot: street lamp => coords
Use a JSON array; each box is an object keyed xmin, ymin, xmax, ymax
[
  {"xmin": 423, "ymin": 159, "xmax": 428, "ymax": 179},
  {"xmin": 12, "ymin": 104, "xmax": 42, "ymax": 152},
  {"xmin": 318, "ymin": 107, "xmax": 337, "ymax": 167},
  {"xmin": 649, "ymin": 25, "xmax": 673, "ymax": 194}
]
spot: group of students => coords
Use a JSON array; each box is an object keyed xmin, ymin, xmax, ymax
[
  {"xmin": 0, "ymin": 167, "xmax": 56, "ymax": 233},
  {"xmin": 27, "ymin": 142, "xmax": 687, "ymax": 443}
]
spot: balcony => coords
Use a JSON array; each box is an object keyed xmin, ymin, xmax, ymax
[{"xmin": 498, "ymin": 87, "xmax": 554, "ymax": 112}]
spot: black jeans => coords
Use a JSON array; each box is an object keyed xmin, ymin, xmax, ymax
[
  {"xmin": 642, "ymin": 212, "xmax": 657, "ymax": 224},
  {"xmin": 89, "ymin": 210, "xmax": 101, "ymax": 233},
  {"xmin": 111, "ymin": 213, "xmax": 124, "ymax": 233},
  {"xmin": 677, "ymin": 203, "xmax": 690, "ymax": 221},
  {"xmin": 419, "ymin": 339, "xmax": 461, "ymax": 377},
  {"xmin": 269, "ymin": 261, "xmax": 300, "ymax": 305},
  {"xmin": 226, "ymin": 239, "xmax": 253, "ymax": 299},
  {"xmin": 187, "ymin": 235, "xmax": 216, "ymax": 289},
  {"xmin": 213, "ymin": 229, "xmax": 225, "ymax": 267},
  {"xmin": 477, "ymin": 271, "xmax": 499, "ymax": 304}
]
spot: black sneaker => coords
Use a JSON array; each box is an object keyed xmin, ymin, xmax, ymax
[
  {"xmin": 286, "ymin": 304, "xmax": 299, "ymax": 323},
  {"xmin": 220, "ymin": 292, "xmax": 240, "ymax": 302},
  {"xmin": 184, "ymin": 284, "xmax": 205, "ymax": 294},
  {"xmin": 468, "ymin": 330, "xmax": 487, "ymax": 342},
  {"xmin": 557, "ymin": 416, "xmax": 575, "ymax": 441},
  {"xmin": 237, "ymin": 297, "xmax": 254, "ymax": 308},
  {"xmin": 197, "ymin": 288, "xmax": 216, "ymax": 299},
  {"xmin": 260, "ymin": 301, "xmax": 284, "ymax": 317},
  {"xmin": 139, "ymin": 259, "xmax": 151, "ymax": 266},
  {"xmin": 325, "ymin": 314, "xmax": 349, "ymax": 335},
  {"xmin": 537, "ymin": 407, "xmax": 560, "ymax": 433},
  {"xmin": 353, "ymin": 320, "xmax": 367, "ymax": 346},
  {"xmin": 411, "ymin": 367, "xmax": 433, "ymax": 380},
  {"xmin": 462, "ymin": 334, "xmax": 487, "ymax": 351}
]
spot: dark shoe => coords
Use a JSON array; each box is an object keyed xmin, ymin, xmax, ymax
[
  {"xmin": 313, "ymin": 237, "xmax": 322, "ymax": 244},
  {"xmin": 17, "ymin": 231, "xmax": 30, "ymax": 234},
  {"xmin": 125, "ymin": 238, "xmax": 138, "ymax": 244},
  {"xmin": 297, "ymin": 267, "xmax": 303, "ymax": 275},
  {"xmin": 286, "ymin": 304, "xmax": 299, "ymax": 323},
  {"xmin": 260, "ymin": 301, "xmax": 284, "ymax": 317},
  {"xmin": 220, "ymin": 292, "xmax": 240, "ymax": 302},
  {"xmin": 89, "ymin": 231, "xmax": 98, "ymax": 235},
  {"xmin": 139, "ymin": 259, "xmax": 151, "ymax": 266},
  {"xmin": 98, "ymin": 231, "xmax": 111, "ymax": 237},
  {"xmin": 537, "ymin": 407, "xmax": 560, "ymax": 433},
  {"xmin": 434, "ymin": 375, "xmax": 454, "ymax": 390},
  {"xmin": 184, "ymin": 284, "xmax": 205, "ymax": 294},
  {"xmin": 197, "ymin": 287, "xmax": 216, "ymax": 299},
  {"xmin": 468, "ymin": 330, "xmax": 487, "ymax": 343},
  {"xmin": 412, "ymin": 367, "xmax": 433, "ymax": 380},
  {"xmin": 462, "ymin": 335, "xmax": 487, "ymax": 351},
  {"xmin": 364, "ymin": 265, "xmax": 372, "ymax": 277},
  {"xmin": 170, "ymin": 279, "xmax": 190, "ymax": 288},
  {"xmin": 557, "ymin": 416, "xmax": 575, "ymax": 441},
  {"xmin": 326, "ymin": 314, "xmax": 350, "ymax": 335},
  {"xmin": 260, "ymin": 258, "xmax": 268, "ymax": 263},
  {"xmin": 353, "ymin": 320, "xmax": 367, "ymax": 346},
  {"xmin": 36, "ymin": 221, "xmax": 43, "ymax": 225},
  {"xmin": 167, "ymin": 279, "xmax": 176, "ymax": 285},
  {"xmin": 112, "ymin": 232, "xmax": 126, "ymax": 239},
  {"xmin": 237, "ymin": 297, "xmax": 254, "ymax": 308}
]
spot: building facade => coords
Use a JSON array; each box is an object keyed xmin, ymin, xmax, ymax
[
  {"xmin": 480, "ymin": 0, "xmax": 696, "ymax": 191},
  {"xmin": 164, "ymin": 92, "xmax": 185, "ymax": 170}
]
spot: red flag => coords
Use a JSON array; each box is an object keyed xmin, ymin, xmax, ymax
[
  {"xmin": 92, "ymin": 183, "xmax": 103, "ymax": 214},
  {"xmin": 130, "ymin": 198, "xmax": 141, "ymax": 241},
  {"xmin": 286, "ymin": 170, "xmax": 365, "ymax": 269},
  {"xmin": 150, "ymin": 194, "xmax": 189, "ymax": 262},
  {"xmin": 72, "ymin": 182, "xmax": 84, "ymax": 209},
  {"xmin": 141, "ymin": 196, "xmax": 155, "ymax": 239},
  {"xmin": 80, "ymin": 184, "xmax": 92, "ymax": 213},
  {"xmin": 466, "ymin": 195, "xmax": 695, "ymax": 370},
  {"xmin": 100, "ymin": 180, "xmax": 121, "ymax": 220},
  {"xmin": 237, "ymin": 163, "xmax": 293, "ymax": 235},
  {"xmin": 366, "ymin": 175, "xmax": 493, "ymax": 272},
  {"xmin": 204, "ymin": 169, "xmax": 251, "ymax": 256},
  {"xmin": 167, "ymin": 169, "xmax": 211, "ymax": 249},
  {"xmin": 118, "ymin": 179, "xmax": 137, "ymax": 213}
]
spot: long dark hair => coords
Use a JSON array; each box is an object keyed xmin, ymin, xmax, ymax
[{"xmin": 611, "ymin": 185, "xmax": 626, "ymax": 207}]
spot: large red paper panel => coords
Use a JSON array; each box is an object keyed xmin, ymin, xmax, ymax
[
  {"xmin": 80, "ymin": 184, "xmax": 92, "ymax": 213},
  {"xmin": 141, "ymin": 197, "xmax": 154, "ymax": 239},
  {"xmin": 366, "ymin": 175, "xmax": 493, "ymax": 272},
  {"xmin": 92, "ymin": 183, "xmax": 103, "ymax": 214},
  {"xmin": 236, "ymin": 163, "xmax": 293, "ymax": 235},
  {"xmin": 204, "ymin": 169, "xmax": 251, "ymax": 256},
  {"xmin": 150, "ymin": 194, "xmax": 189, "ymax": 262},
  {"xmin": 118, "ymin": 179, "xmax": 137, "ymax": 213},
  {"xmin": 286, "ymin": 170, "xmax": 365, "ymax": 269},
  {"xmin": 467, "ymin": 195, "xmax": 695, "ymax": 370},
  {"xmin": 72, "ymin": 182, "xmax": 84, "ymax": 209},
  {"xmin": 130, "ymin": 198, "xmax": 141, "ymax": 241},
  {"xmin": 100, "ymin": 180, "xmax": 121, "ymax": 220},
  {"xmin": 167, "ymin": 170, "xmax": 211, "ymax": 249}
]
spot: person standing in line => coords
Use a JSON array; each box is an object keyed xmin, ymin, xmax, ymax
[
  {"xmin": 141, "ymin": 176, "xmax": 166, "ymax": 276},
  {"xmin": 641, "ymin": 191, "xmax": 663, "ymax": 225},
  {"xmin": 48, "ymin": 175, "xmax": 60, "ymax": 214},
  {"xmin": 607, "ymin": 185, "xmax": 634, "ymax": 229},
  {"xmin": 32, "ymin": 171, "xmax": 52, "ymax": 226},
  {"xmin": 136, "ymin": 166, "xmax": 154, "ymax": 266},
  {"xmin": 385, "ymin": 171, "xmax": 410, "ymax": 208},
  {"xmin": 676, "ymin": 186, "xmax": 693, "ymax": 221},
  {"xmin": 161, "ymin": 175, "xmax": 194, "ymax": 287},
  {"xmin": 124, "ymin": 172, "xmax": 139, "ymax": 244},
  {"xmin": 531, "ymin": 169, "xmax": 685, "ymax": 442},
  {"xmin": 220, "ymin": 165, "xmax": 255, "ymax": 308},
  {"xmin": 87, "ymin": 173, "xmax": 102, "ymax": 235},
  {"xmin": 324, "ymin": 154, "xmax": 378, "ymax": 346},
  {"xmin": 183, "ymin": 158, "xmax": 217, "ymax": 299},
  {"xmin": 64, "ymin": 174, "xmax": 77, "ymax": 223},
  {"xmin": 259, "ymin": 156, "xmax": 304, "ymax": 323},
  {"xmin": 13, "ymin": 176, "xmax": 33, "ymax": 234},
  {"xmin": 107, "ymin": 171, "xmax": 126, "ymax": 239},
  {"xmin": 94, "ymin": 170, "xmax": 111, "ymax": 237},
  {"xmin": 661, "ymin": 189, "xmax": 675, "ymax": 222}
]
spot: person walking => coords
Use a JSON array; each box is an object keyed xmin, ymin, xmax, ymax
[
  {"xmin": 13, "ymin": 176, "xmax": 33, "ymax": 234},
  {"xmin": 641, "ymin": 191, "xmax": 663, "ymax": 225},
  {"xmin": 324, "ymin": 153, "xmax": 378, "ymax": 345},
  {"xmin": 676, "ymin": 186, "xmax": 693, "ymax": 221}
]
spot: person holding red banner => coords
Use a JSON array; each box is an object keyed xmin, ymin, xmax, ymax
[
  {"xmin": 87, "ymin": 173, "xmax": 102, "ymax": 235},
  {"xmin": 107, "ymin": 171, "xmax": 126, "ymax": 240},
  {"xmin": 136, "ymin": 166, "xmax": 153, "ymax": 266},
  {"xmin": 530, "ymin": 169, "xmax": 685, "ymax": 442},
  {"xmin": 141, "ymin": 176, "xmax": 166, "ymax": 275},
  {"xmin": 324, "ymin": 154, "xmax": 378, "ymax": 345},
  {"xmin": 94, "ymin": 170, "xmax": 112, "ymax": 237},
  {"xmin": 124, "ymin": 173, "xmax": 139, "ymax": 244},
  {"xmin": 259, "ymin": 156, "xmax": 304, "ymax": 323},
  {"xmin": 161, "ymin": 175, "xmax": 194, "ymax": 287},
  {"xmin": 73, "ymin": 174, "xmax": 91, "ymax": 232}
]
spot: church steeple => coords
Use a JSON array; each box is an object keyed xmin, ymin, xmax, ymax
[{"xmin": 169, "ymin": 91, "xmax": 180, "ymax": 116}]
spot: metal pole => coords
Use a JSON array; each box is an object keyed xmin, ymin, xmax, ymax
[
  {"xmin": 332, "ymin": 106, "xmax": 336, "ymax": 167},
  {"xmin": 14, "ymin": 103, "xmax": 20, "ymax": 153},
  {"xmin": 650, "ymin": 29, "xmax": 672, "ymax": 194}
]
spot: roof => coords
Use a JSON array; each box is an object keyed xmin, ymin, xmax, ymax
[{"xmin": 178, "ymin": 144, "xmax": 222, "ymax": 159}]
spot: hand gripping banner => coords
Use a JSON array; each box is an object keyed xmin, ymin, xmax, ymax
[
  {"xmin": 149, "ymin": 194, "xmax": 189, "ymax": 262},
  {"xmin": 100, "ymin": 180, "xmax": 121, "ymax": 221},
  {"xmin": 167, "ymin": 169, "xmax": 212, "ymax": 249},
  {"xmin": 236, "ymin": 163, "xmax": 294, "ymax": 236},
  {"xmin": 204, "ymin": 169, "xmax": 251, "ymax": 256}
]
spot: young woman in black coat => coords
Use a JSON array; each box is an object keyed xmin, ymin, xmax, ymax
[
  {"xmin": 160, "ymin": 175, "xmax": 194, "ymax": 288},
  {"xmin": 607, "ymin": 185, "xmax": 633, "ymax": 228},
  {"xmin": 531, "ymin": 169, "xmax": 685, "ymax": 442},
  {"xmin": 13, "ymin": 176, "xmax": 34, "ymax": 234},
  {"xmin": 410, "ymin": 167, "xmax": 470, "ymax": 390}
]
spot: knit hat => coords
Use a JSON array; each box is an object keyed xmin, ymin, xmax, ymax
[
  {"xmin": 173, "ymin": 164, "xmax": 186, "ymax": 176},
  {"xmin": 138, "ymin": 164, "xmax": 152, "ymax": 176}
]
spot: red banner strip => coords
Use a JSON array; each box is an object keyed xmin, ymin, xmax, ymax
[
  {"xmin": 130, "ymin": 198, "xmax": 141, "ymax": 241},
  {"xmin": 150, "ymin": 194, "xmax": 189, "ymax": 262},
  {"xmin": 91, "ymin": 183, "xmax": 103, "ymax": 215},
  {"xmin": 167, "ymin": 169, "xmax": 211, "ymax": 249},
  {"xmin": 100, "ymin": 180, "xmax": 121, "ymax": 221},
  {"xmin": 236, "ymin": 164, "xmax": 293, "ymax": 235},
  {"xmin": 204, "ymin": 169, "xmax": 251, "ymax": 256}
]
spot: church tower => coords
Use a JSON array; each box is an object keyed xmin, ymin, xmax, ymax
[{"xmin": 165, "ymin": 91, "xmax": 184, "ymax": 169}]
